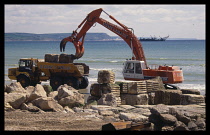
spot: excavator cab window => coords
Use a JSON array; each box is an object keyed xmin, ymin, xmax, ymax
[
  {"xmin": 135, "ymin": 63, "xmax": 142, "ymax": 74},
  {"xmin": 124, "ymin": 62, "xmax": 142, "ymax": 74},
  {"xmin": 125, "ymin": 62, "xmax": 134, "ymax": 73}
]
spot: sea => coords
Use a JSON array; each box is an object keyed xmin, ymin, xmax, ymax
[{"xmin": 5, "ymin": 40, "xmax": 206, "ymax": 96}]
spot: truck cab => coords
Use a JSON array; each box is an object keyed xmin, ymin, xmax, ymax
[
  {"xmin": 123, "ymin": 60, "xmax": 146, "ymax": 81},
  {"xmin": 18, "ymin": 58, "xmax": 38, "ymax": 72}
]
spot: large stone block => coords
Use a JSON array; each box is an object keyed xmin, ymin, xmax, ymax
[
  {"xmin": 146, "ymin": 76, "xmax": 165, "ymax": 93},
  {"xmin": 127, "ymin": 81, "xmax": 147, "ymax": 94},
  {"xmin": 90, "ymin": 83, "xmax": 102, "ymax": 98},
  {"xmin": 44, "ymin": 54, "xmax": 59, "ymax": 63},
  {"xmin": 120, "ymin": 94, "xmax": 148, "ymax": 105},
  {"xmin": 97, "ymin": 70, "xmax": 115, "ymax": 84},
  {"xmin": 97, "ymin": 93, "xmax": 118, "ymax": 107},
  {"xmin": 181, "ymin": 89, "xmax": 200, "ymax": 95},
  {"xmin": 154, "ymin": 90, "xmax": 182, "ymax": 105},
  {"xmin": 59, "ymin": 53, "xmax": 74, "ymax": 63},
  {"xmin": 116, "ymin": 81, "xmax": 147, "ymax": 94},
  {"xmin": 180, "ymin": 94, "xmax": 205, "ymax": 105},
  {"xmin": 90, "ymin": 83, "xmax": 121, "ymax": 100}
]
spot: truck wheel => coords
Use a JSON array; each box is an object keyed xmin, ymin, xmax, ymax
[
  {"xmin": 79, "ymin": 76, "xmax": 89, "ymax": 89},
  {"xmin": 64, "ymin": 77, "xmax": 79, "ymax": 90},
  {"xmin": 50, "ymin": 77, "xmax": 62, "ymax": 91},
  {"xmin": 30, "ymin": 81, "xmax": 41, "ymax": 87},
  {"xmin": 17, "ymin": 74, "xmax": 30, "ymax": 88}
]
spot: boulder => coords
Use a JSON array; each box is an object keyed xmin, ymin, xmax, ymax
[
  {"xmin": 180, "ymin": 94, "xmax": 205, "ymax": 105},
  {"xmin": 5, "ymin": 82, "xmax": 27, "ymax": 94},
  {"xmin": 25, "ymin": 86, "xmax": 35, "ymax": 100},
  {"xmin": 5, "ymin": 92, "xmax": 27, "ymax": 109},
  {"xmin": 57, "ymin": 85, "xmax": 74, "ymax": 100},
  {"xmin": 97, "ymin": 93, "xmax": 117, "ymax": 107},
  {"xmin": 159, "ymin": 114, "xmax": 177, "ymax": 125},
  {"xmin": 32, "ymin": 97, "xmax": 64, "ymax": 112},
  {"xmin": 188, "ymin": 121, "xmax": 198, "ymax": 131},
  {"xmin": 174, "ymin": 121, "xmax": 189, "ymax": 131},
  {"xmin": 20, "ymin": 103, "xmax": 41, "ymax": 112},
  {"xmin": 58, "ymin": 93, "xmax": 85, "ymax": 108},
  {"xmin": 195, "ymin": 118, "xmax": 206, "ymax": 129},
  {"xmin": 149, "ymin": 104, "xmax": 169, "ymax": 116},
  {"xmin": 27, "ymin": 84, "xmax": 47, "ymax": 102},
  {"xmin": 48, "ymin": 91, "xmax": 58, "ymax": 100},
  {"xmin": 119, "ymin": 112, "xmax": 148, "ymax": 122},
  {"xmin": 148, "ymin": 114, "xmax": 164, "ymax": 130},
  {"xmin": 175, "ymin": 111, "xmax": 191, "ymax": 125},
  {"xmin": 121, "ymin": 94, "xmax": 148, "ymax": 105}
]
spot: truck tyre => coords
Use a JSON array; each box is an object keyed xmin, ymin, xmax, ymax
[
  {"xmin": 17, "ymin": 74, "xmax": 30, "ymax": 88},
  {"xmin": 79, "ymin": 76, "xmax": 89, "ymax": 89},
  {"xmin": 50, "ymin": 77, "xmax": 62, "ymax": 91},
  {"xmin": 30, "ymin": 81, "xmax": 41, "ymax": 87},
  {"xmin": 64, "ymin": 77, "xmax": 79, "ymax": 90}
]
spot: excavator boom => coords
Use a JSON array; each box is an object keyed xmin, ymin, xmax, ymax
[
  {"xmin": 60, "ymin": 8, "xmax": 184, "ymax": 84},
  {"xmin": 60, "ymin": 8, "xmax": 147, "ymax": 67}
]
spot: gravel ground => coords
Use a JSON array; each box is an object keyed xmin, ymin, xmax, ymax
[{"xmin": 4, "ymin": 110, "xmax": 109, "ymax": 131}]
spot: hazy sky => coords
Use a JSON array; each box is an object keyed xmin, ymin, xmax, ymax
[{"xmin": 5, "ymin": 4, "xmax": 205, "ymax": 39}]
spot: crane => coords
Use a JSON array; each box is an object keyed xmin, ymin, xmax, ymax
[{"xmin": 60, "ymin": 8, "xmax": 184, "ymax": 84}]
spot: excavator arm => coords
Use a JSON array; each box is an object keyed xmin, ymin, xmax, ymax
[{"xmin": 60, "ymin": 8, "xmax": 148, "ymax": 67}]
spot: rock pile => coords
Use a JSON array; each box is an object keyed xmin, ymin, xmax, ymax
[
  {"xmin": 4, "ymin": 82, "xmax": 206, "ymax": 131},
  {"xmin": 5, "ymin": 82, "xmax": 84, "ymax": 112}
]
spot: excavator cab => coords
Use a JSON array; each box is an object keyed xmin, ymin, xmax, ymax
[{"xmin": 123, "ymin": 60, "xmax": 146, "ymax": 80}]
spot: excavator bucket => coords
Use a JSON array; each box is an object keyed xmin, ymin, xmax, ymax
[{"xmin": 60, "ymin": 38, "xmax": 68, "ymax": 52}]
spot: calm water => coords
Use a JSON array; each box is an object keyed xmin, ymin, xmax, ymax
[{"xmin": 5, "ymin": 40, "xmax": 206, "ymax": 95}]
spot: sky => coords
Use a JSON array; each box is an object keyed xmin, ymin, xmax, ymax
[{"xmin": 5, "ymin": 4, "xmax": 206, "ymax": 39}]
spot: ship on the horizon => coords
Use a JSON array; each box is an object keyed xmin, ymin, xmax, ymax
[{"xmin": 139, "ymin": 35, "xmax": 169, "ymax": 41}]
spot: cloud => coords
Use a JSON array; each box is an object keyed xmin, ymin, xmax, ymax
[{"xmin": 5, "ymin": 4, "xmax": 205, "ymax": 39}]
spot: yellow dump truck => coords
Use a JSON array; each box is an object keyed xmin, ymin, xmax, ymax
[{"xmin": 8, "ymin": 55, "xmax": 89, "ymax": 90}]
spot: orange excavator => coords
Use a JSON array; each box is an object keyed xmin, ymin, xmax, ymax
[{"xmin": 60, "ymin": 8, "xmax": 184, "ymax": 84}]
